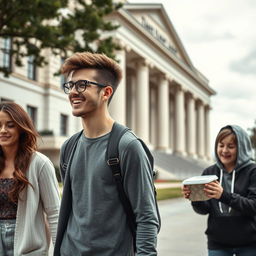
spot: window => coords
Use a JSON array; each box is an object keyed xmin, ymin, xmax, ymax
[
  {"xmin": 60, "ymin": 114, "xmax": 68, "ymax": 136},
  {"xmin": 27, "ymin": 105, "xmax": 37, "ymax": 127},
  {"xmin": 27, "ymin": 55, "xmax": 37, "ymax": 80},
  {"xmin": 1, "ymin": 38, "xmax": 12, "ymax": 71}
]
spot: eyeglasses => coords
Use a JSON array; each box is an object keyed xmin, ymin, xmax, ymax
[{"xmin": 63, "ymin": 80, "xmax": 107, "ymax": 94}]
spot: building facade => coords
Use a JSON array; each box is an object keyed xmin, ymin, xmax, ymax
[{"xmin": 0, "ymin": 2, "xmax": 215, "ymax": 179}]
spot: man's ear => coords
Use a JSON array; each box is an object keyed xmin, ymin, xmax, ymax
[{"xmin": 102, "ymin": 86, "xmax": 113, "ymax": 101}]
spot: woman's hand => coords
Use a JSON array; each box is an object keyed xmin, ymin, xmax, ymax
[
  {"xmin": 182, "ymin": 185, "xmax": 191, "ymax": 199},
  {"xmin": 204, "ymin": 180, "xmax": 223, "ymax": 199}
]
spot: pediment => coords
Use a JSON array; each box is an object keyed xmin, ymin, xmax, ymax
[{"xmin": 123, "ymin": 3, "xmax": 194, "ymax": 68}]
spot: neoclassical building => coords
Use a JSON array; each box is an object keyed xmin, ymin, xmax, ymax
[{"xmin": 0, "ymin": 2, "xmax": 215, "ymax": 179}]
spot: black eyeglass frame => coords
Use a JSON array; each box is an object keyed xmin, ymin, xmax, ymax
[{"xmin": 63, "ymin": 79, "xmax": 107, "ymax": 94}]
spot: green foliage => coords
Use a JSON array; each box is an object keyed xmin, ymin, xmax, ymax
[
  {"xmin": 0, "ymin": 0, "xmax": 122, "ymax": 76},
  {"xmin": 248, "ymin": 120, "xmax": 256, "ymax": 160},
  {"xmin": 249, "ymin": 122, "xmax": 256, "ymax": 148},
  {"xmin": 156, "ymin": 187, "xmax": 183, "ymax": 201}
]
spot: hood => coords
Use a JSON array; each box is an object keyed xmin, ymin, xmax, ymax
[{"xmin": 215, "ymin": 125, "xmax": 254, "ymax": 172}]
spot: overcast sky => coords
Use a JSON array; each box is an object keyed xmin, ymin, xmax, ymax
[{"xmin": 129, "ymin": 0, "xmax": 256, "ymax": 150}]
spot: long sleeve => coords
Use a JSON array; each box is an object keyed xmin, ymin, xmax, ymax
[
  {"xmin": 219, "ymin": 168, "xmax": 256, "ymax": 216},
  {"xmin": 120, "ymin": 139, "xmax": 159, "ymax": 255},
  {"xmin": 39, "ymin": 157, "xmax": 60, "ymax": 245},
  {"xmin": 14, "ymin": 152, "xmax": 60, "ymax": 256}
]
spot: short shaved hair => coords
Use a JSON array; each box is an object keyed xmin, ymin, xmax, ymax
[{"xmin": 61, "ymin": 52, "xmax": 122, "ymax": 96}]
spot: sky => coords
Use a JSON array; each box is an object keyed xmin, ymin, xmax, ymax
[{"xmin": 129, "ymin": 0, "xmax": 256, "ymax": 150}]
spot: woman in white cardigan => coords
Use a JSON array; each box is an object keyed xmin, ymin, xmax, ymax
[{"xmin": 0, "ymin": 102, "xmax": 60, "ymax": 256}]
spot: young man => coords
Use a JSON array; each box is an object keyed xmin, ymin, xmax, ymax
[{"xmin": 54, "ymin": 52, "xmax": 159, "ymax": 256}]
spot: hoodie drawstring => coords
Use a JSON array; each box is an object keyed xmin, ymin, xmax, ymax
[
  {"xmin": 231, "ymin": 170, "xmax": 236, "ymax": 194},
  {"xmin": 219, "ymin": 169, "xmax": 224, "ymax": 213},
  {"xmin": 218, "ymin": 169, "xmax": 236, "ymax": 213}
]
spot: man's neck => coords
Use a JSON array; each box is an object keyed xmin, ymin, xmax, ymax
[{"xmin": 81, "ymin": 113, "xmax": 115, "ymax": 138}]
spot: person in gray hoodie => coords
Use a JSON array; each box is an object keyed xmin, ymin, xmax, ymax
[{"xmin": 183, "ymin": 125, "xmax": 256, "ymax": 256}]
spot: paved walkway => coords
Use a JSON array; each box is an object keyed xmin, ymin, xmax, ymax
[{"xmin": 158, "ymin": 197, "xmax": 208, "ymax": 255}]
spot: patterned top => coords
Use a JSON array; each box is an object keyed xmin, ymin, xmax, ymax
[{"xmin": 0, "ymin": 178, "xmax": 18, "ymax": 219}]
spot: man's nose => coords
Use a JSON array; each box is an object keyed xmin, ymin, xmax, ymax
[{"xmin": 70, "ymin": 84, "xmax": 79, "ymax": 95}]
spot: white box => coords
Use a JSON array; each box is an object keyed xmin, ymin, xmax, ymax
[{"xmin": 182, "ymin": 175, "xmax": 218, "ymax": 201}]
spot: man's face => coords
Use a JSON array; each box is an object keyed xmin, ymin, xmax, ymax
[{"xmin": 68, "ymin": 68, "xmax": 105, "ymax": 118}]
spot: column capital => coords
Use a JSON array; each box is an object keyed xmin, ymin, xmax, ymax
[
  {"xmin": 174, "ymin": 83, "xmax": 184, "ymax": 92},
  {"xmin": 134, "ymin": 58, "xmax": 153, "ymax": 68},
  {"xmin": 115, "ymin": 39, "xmax": 131, "ymax": 52},
  {"xmin": 205, "ymin": 104, "xmax": 212, "ymax": 111},
  {"xmin": 186, "ymin": 91, "xmax": 195, "ymax": 100},
  {"xmin": 167, "ymin": 76, "xmax": 174, "ymax": 83},
  {"xmin": 156, "ymin": 73, "xmax": 170, "ymax": 83},
  {"xmin": 158, "ymin": 73, "xmax": 173, "ymax": 82},
  {"xmin": 196, "ymin": 98, "xmax": 205, "ymax": 106}
]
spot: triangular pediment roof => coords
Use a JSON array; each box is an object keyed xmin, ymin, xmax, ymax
[{"xmin": 122, "ymin": 3, "xmax": 194, "ymax": 69}]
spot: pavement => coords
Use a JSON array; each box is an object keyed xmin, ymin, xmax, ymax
[
  {"xmin": 157, "ymin": 197, "xmax": 208, "ymax": 255},
  {"xmin": 155, "ymin": 181, "xmax": 207, "ymax": 255}
]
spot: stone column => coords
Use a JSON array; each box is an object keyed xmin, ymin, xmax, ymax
[
  {"xmin": 126, "ymin": 74, "xmax": 136, "ymax": 131},
  {"xmin": 157, "ymin": 75, "xmax": 169, "ymax": 149},
  {"xmin": 169, "ymin": 95, "xmax": 175, "ymax": 152},
  {"xmin": 205, "ymin": 105, "xmax": 211, "ymax": 160},
  {"xmin": 150, "ymin": 85, "xmax": 157, "ymax": 146},
  {"xmin": 197, "ymin": 100, "xmax": 205, "ymax": 158},
  {"xmin": 175, "ymin": 86, "xmax": 186, "ymax": 155},
  {"xmin": 135, "ymin": 59, "xmax": 150, "ymax": 143},
  {"xmin": 187, "ymin": 93, "xmax": 196, "ymax": 157},
  {"xmin": 109, "ymin": 48, "xmax": 126, "ymax": 125}
]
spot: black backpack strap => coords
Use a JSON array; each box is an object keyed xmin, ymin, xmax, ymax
[
  {"xmin": 106, "ymin": 122, "xmax": 137, "ymax": 247},
  {"xmin": 137, "ymin": 139, "xmax": 161, "ymax": 233},
  {"xmin": 60, "ymin": 130, "xmax": 83, "ymax": 181}
]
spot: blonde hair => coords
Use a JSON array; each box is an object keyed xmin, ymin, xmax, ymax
[{"xmin": 61, "ymin": 52, "xmax": 122, "ymax": 95}]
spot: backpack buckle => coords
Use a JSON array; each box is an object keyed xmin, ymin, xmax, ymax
[{"xmin": 107, "ymin": 158, "xmax": 119, "ymax": 166}]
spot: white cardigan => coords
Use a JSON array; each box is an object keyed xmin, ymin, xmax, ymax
[{"xmin": 13, "ymin": 152, "xmax": 60, "ymax": 256}]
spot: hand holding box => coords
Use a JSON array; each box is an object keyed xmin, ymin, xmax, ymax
[{"xmin": 182, "ymin": 175, "xmax": 218, "ymax": 201}]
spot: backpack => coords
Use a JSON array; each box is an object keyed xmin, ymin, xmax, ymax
[{"xmin": 60, "ymin": 122, "xmax": 161, "ymax": 250}]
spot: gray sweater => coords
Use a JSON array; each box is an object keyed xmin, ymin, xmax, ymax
[
  {"xmin": 56, "ymin": 130, "xmax": 159, "ymax": 256},
  {"xmin": 14, "ymin": 152, "xmax": 60, "ymax": 256}
]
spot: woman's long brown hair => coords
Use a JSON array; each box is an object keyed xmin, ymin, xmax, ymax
[{"xmin": 0, "ymin": 102, "xmax": 39, "ymax": 202}]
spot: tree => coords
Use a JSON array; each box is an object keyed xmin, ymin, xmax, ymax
[
  {"xmin": 0, "ymin": 0, "xmax": 122, "ymax": 76},
  {"xmin": 248, "ymin": 121, "xmax": 256, "ymax": 160}
]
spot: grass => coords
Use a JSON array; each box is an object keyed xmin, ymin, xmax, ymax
[
  {"xmin": 58, "ymin": 183, "xmax": 183, "ymax": 201},
  {"xmin": 155, "ymin": 179, "xmax": 181, "ymax": 183},
  {"xmin": 156, "ymin": 187, "xmax": 183, "ymax": 201}
]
